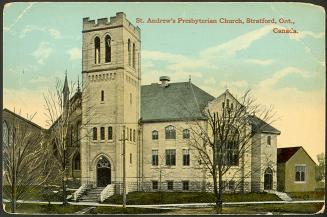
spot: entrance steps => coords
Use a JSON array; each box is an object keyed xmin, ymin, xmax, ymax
[
  {"xmin": 264, "ymin": 190, "xmax": 292, "ymax": 201},
  {"xmin": 78, "ymin": 187, "xmax": 104, "ymax": 203}
]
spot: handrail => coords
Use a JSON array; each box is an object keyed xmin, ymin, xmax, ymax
[
  {"xmin": 99, "ymin": 184, "xmax": 115, "ymax": 202},
  {"xmin": 73, "ymin": 184, "xmax": 88, "ymax": 201}
]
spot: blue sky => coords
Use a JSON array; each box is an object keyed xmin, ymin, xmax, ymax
[{"xmin": 3, "ymin": 2, "xmax": 325, "ymax": 160}]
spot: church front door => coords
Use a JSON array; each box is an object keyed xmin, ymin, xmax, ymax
[{"xmin": 96, "ymin": 157, "xmax": 111, "ymax": 187}]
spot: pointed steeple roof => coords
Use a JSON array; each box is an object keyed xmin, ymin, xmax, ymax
[{"xmin": 63, "ymin": 70, "xmax": 70, "ymax": 94}]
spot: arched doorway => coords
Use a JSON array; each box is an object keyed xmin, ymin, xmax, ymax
[
  {"xmin": 264, "ymin": 167, "xmax": 273, "ymax": 190},
  {"xmin": 96, "ymin": 157, "xmax": 111, "ymax": 187}
]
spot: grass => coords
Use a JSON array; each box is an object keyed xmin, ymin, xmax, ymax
[
  {"xmin": 104, "ymin": 191, "xmax": 281, "ymax": 205},
  {"xmin": 165, "ymin": 203, "xmax": 325, "ymax": 214},
  {"xmin": 3, "ymin": 203, "xmax": 171, "ymax": 214},
  {"xmin": 287, "ymin": 191, "xmax": 325, "ymax": 200}
]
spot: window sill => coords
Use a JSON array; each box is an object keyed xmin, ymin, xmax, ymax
[
  {"xmin": 100, "ymin": 102, "xmax": 105, "ymax": 104},
  {"xmin": 294, "ymin": 181, "xmax": 306, "ymax": 184},
  {"xmin": 99, "ymin": 140, "xmax": 105, "ymax": 143}
]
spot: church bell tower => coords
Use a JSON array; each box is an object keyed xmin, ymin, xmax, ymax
[{"xmin": 80, "ymin": 12, "xmax": 141, "ymax": 193}]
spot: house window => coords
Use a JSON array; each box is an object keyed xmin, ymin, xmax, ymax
[
  {"xmin": 267, "ymin": 136, "xmax": 271, "ymax": 145},
  {"xmin": 94, "ymin": 36, "xmax": 100, "ymax": 64},
  {"xmin": 230, "ymin": 103, "xmax": 234, "ymax": 110},
  {"xmin": 165, "ymin": 149, "xmax": 176, "ymax": 166},
  {"xmin": 100, "ymin": 127, "xmax": 105, "ymax": 140},
  {"xmin": 183, "ymin": 129, "xmax": 190, "ymax": 139},
  {"xmin": 183, "ymin": 149, "xmax": 190, "ymax": 166},
  {"xmin": 133, "ymin": 129, "xmax": 136, "ymax": 142},
  {"xmin": 105, "ymin": 35, "xmax": 111, "ymax": 63},
  {"xmin": 182, "ymin": 181, "xmax": 189, "ymax": 191},
  {"xmin": 152, "ymin": 181, "xmax": 158, "ymax": 190},
  {"xmin": 73, "ymin": 152, "xmax": 80, "ymax": 170},
  {"xmin": 130, "ymin": 153, "xmax": 132, "ymax": 164},
  {"xmin": 167, "ymin": 181, "xmax": 174, "ymax": 190},
  {"xmin": 152, "ymin": 130, "xmax": 158, "ymax": 140},
  {"xmin": 222, "ymin": 102, "xmax": 225, "ymax": 109},
  {"xmin": 295, "ymin": 165, "xmax": 306, "ymax": 182},
  {"xmin": 152, "ymin": 150, "xmax": 158, "ymax": 166},
  {"xmin": 92, "ymin": 127, "xmax": 97, "ymax": 140},
  {"xmin": 101, "ymin": 90, "xmax": 104, "ymax": 101},
  {"xmin": 226, "ymin": 99, "xmax": 230, "ymax": 108},
  {"xmin": 108, "ymin": 126, "xmax": 113, "ymax": 140},
  {"xmin": 165, "ymin": 125, "xmax": 176, "ymax": 139}
]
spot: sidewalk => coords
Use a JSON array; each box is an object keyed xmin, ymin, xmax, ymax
[{"xmin": 3, "ymin": 199, "xmax": 325, "ymax": 209}]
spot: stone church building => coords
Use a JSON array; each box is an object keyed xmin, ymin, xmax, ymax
[{"xmin": 3, "ymin": 12, "xmax": 281, "ymax": 201}]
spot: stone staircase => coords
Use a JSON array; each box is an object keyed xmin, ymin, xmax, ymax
[
  {"xmin": 78, "ymin": 187, "xmax": 104, "ymax": 203},
  {"xmin": 265, "ymin": 190, "xmax": 292, "ymax": 201}
]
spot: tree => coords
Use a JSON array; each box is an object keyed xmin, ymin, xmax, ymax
[
  {"xmin": 3, "ymin": 111, "xmax": 51, "ymax": 213},
  {"xmin": 316, "ymin": 153, "xmax": 325, "ymax": 182},
  {"xmin": 186, "ymin": 90, "xmax": 275, "ymax": 213}
]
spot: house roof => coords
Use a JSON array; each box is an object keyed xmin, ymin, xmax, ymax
[
  {"xmin": 248, "ymin": 115, "xmax": 281, "ymax": 135},
  {"xmin": 140, "ymin": 82, "xmax": 215, "ymax": 122},
  {"xmin": 3, "ymin": 108, "xmax": 44, "ymax": 130},
  {"xmin": 277, "ymin": 146, "xmax": 301, "ymax": 163}
]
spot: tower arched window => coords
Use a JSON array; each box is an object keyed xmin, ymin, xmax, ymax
[
  {"xmin": 165, "ymin": 125, "xmax": 176, "ymax": 139},
  {"xmin": 73, "ymin": 152, "xmax": 81, "ymax": 170},
  {"xmin": 128, "ymin": 39, "xmax": 131, "ymax": 66},
  {"xmin": 94, "ymin": 36, "xmax": 100, "ymax": 64},
  {"xmin": 132, "ymin": 43, "xmax": 136, "ymax": 68},
  {"xmin": 105, "ymin": 35, "xmax": 111, "ymax": 63},
  {"xmin": 93, "ymin": 127, "xmax": 97, "ymax": 140},
  {"xmin": 100, "ymin": 127, "xmax": 105, "ymax": 140}
]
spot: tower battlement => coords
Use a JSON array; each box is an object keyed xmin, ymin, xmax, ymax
[{"xmin": 83, "ymin": 12, "xmax": 140, "ymax": 37}]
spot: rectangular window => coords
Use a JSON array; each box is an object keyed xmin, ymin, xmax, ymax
[
  {"xmin": 182, "ymin": 181, "xmax": 189, "ymax": 191},
  {"xmin": 152, "ymin": 150, "xmax": 158, "ymax": 166},
  {"xmin": 267, "ymin": 136, "xmax": 271, "ymax": 145},
  {"xmin": 130, "ymin": 153, "xmax": 132, "ymax": 164},
  {"xmin": 295, "ymin": 165, "xmax": 306, "ymax": 182},
  {"xmin": 152, "ymin": 181, "xmax": 158, "ymax": 190},
  {"xmin": 165, "ymin": 149, "xmax": 176, "ymax": 166},
  {"xmin": 130, "ymin": 129, "xmax": 132, "ymax": 141},
  {"xmin": 108, "ymin": 126, "xmax": 113, "ymax": 140},
  {"xmin": 101, "ymin": 90, "xmax": 104, "ymax": 101},
  {"xmin": 93, "ymin": 127, "xmax": 97, "ymax": 140},
  {"xmin": 100, "ymin": 127, "xmax": 105, "ymax": 140},
  {"xmin": 133, "ymin": 129, "xmax": 136, "ymax": 142},
  {"xmin": 167, "ymin": 181, "xmax": 174, "ymax": 190},
  {"xmin": 183, "ymin": 149, "xmax": 190, "ymax": 166},
  {"xmin": 183, "ymin": 129, "xmax": 190, "ymax": 139},
  {"xmin": 152, "ymin": 130, "xmax": 158, "ymax": 140}
]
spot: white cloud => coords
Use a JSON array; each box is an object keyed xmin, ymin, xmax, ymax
[
  {"xmin": 259, "ymin": 66, "xmax": 310, "ymax": 87},
  {"xmin": 244, "ymin": 58, "xmax": 274, "ymax": 65},
  {"xmin": 48, "ymin": 28, "xmax": 61, "ymax": 39},
  {"xmin": 67, "ymin": 48, "xmax": 82, "ymax": 61},
  {"xmin": 32, "ymin": 42, "xmax": 53, "ymax": 64},
  {"xmin": 19, "ymin": 25, "xmax": 61, "ymax": 39},
  {"xmin": 201, "ymin": 25, "xmax": 277, "ymax": 58},
  {"xmin": 290, "ymin": 31, "xmax": 325, "ymax": 41}
]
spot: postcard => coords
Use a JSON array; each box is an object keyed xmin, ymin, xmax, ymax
[{"xmin": 2, "ymin": 2, "xmax": 325, "ymax": 215}]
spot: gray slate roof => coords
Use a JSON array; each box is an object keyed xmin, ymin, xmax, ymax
[
  {"xmin": 248, "ymin": 115, "xmax": 281, "ymax": 135},
  {"xmin": 141, "ymin": 82, "xmax": 215, "ymax": 122}
]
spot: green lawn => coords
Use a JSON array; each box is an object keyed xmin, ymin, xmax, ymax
[
  {"xmin": 3, "ymin": 203, "xmax": 171, "ymax": 214},
  {"xmin": 165, "ymin": 203, "xmax": 325, "ymax": 214},
  {"xmin": 104, "ymin": 191, "xmax": 281, "ymax": 205},
  {"xmin": 287, "ymin": 191, "xmax": 325, "ymax": 200}
]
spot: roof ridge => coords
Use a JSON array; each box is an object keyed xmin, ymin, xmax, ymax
[{"xmin": 3, "ymin": 108, "xmax": 44, "ymax": 130}]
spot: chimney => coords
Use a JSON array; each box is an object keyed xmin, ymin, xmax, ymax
[{"xmin": 159, "ymin": 76, "xmax": 170, "ymax": 87}]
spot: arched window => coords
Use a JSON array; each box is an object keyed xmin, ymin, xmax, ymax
[
  {"xmin": 224, "ymin": 127, "xmax": 240, "ymax": 166},
  {"xmin": 128, "ymin": 39, "xmax": 131, "ymax": 66},
  {"xmin": 105, "ymin": 35, "xmax": 111, "ymax": 63},
  {"xmin": 93, "ymin": 127, "xmax": 97, "ymax": 140},
  {"xmin": 100, "ymin": 127, "xmax": 105, "ymax": 140},
  {"xmin": 132, "ymin": 43, "xmax": 136, "ymax": 68},
  {"xmin": 165, "ymin": 125, "xmax": 176, "ymax": 139},
  {"xmin": 152, "ymin": 130, "xmax": 158, "ymax": 140},
  {"xmin": 73, "ymin": 152, "xmax": 81, "ymax": 170},
  {"xmin": 94, "ymin": 36, "xmax": 100, "ymax": 64},
  {"xmin": 108, "ymin": 126, "xmax": 113, "ymax": 140},
  {"xmin": 2, "ymin": 121, "xmax": 8, "ymax": 147},
  {"xmin": 133, "ymin": 129, "xmax": 136, "ymax": 142},
  {"xmin": 101, "ymin": 90, "xmax": 104, "ymax": 101}
]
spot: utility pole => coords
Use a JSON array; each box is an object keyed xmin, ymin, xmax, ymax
[{"xmin": 122, "ymin": 125, "xmax": 126, "ymax": 208}]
